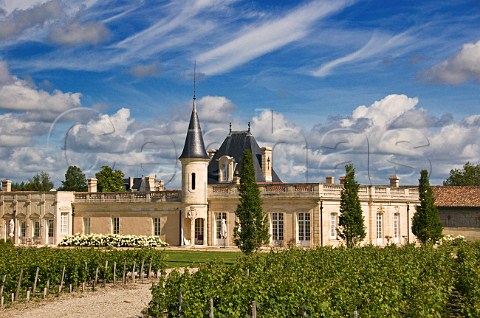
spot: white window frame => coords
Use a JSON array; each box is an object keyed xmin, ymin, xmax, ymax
[
  {"xmin": 60, "ymin": 212, "xmax": 69, "ymax": 235},
  {"xmin": 330, "ymin": 213, "xmax": 337, "ymax": 238},
  {"xmin": 393, "ymin": 213, "xmax": 400, "ymax": 244},
  {"xmin": 298, "ymin": 212, "xmax": 310, "ymax": 242},
  {"xmin": 376, "ymin": 213, "xmax": 383, "ymax": 244},
  {"xmin": 272, "ymin": 212, "xmax": 284, "ymax": 245}
]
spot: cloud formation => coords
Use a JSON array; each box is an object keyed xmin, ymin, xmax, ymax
[
  {"xmin": 198, "ymin": 0, "xmax": 355, "ymax": 75},
  {"xmin": 422, "ymin": 39, "xmax": 480, "ymax": 84},
  {"xmin": 313, "ymin": 31, "xmax": 412, "ymax": 77},
  {"xmin": 48, "ymin": 21, "xmax": 110, "ymax": 45},
  {"xmin": 0, "ymin": 61, "xmax": 82, "ymax": 112}
]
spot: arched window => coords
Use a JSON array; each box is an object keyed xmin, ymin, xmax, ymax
[{"xmin": 191, "ymin": 173, "xmax": 196, "ymax": 190}]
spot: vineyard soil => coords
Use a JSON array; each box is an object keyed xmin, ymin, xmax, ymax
[{"xmin": 1, "ymin": 283, "xmax": 152, "ymax": 318}]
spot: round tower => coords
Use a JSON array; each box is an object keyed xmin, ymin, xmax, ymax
[{"xmin": 179, "ymin": 74, "xmax": 209, "ymax": 246}]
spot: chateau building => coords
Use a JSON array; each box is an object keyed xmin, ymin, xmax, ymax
[{"xmin": 3, "ymin": 92, "xmax": 474, "ymax": 247}]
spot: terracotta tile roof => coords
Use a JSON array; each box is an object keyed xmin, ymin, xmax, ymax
[{"xmin": 431, "ymin": 186, "xmax": 480, "ymax": 207}]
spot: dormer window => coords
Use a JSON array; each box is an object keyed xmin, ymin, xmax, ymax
[{"xmin": 218, "ymin": 155, "xmax": 235, "ymax": 182}]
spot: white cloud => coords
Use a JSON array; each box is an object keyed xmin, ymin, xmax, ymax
[
  {"xmin": 198, "ymin": 0, "xmax": 355, "ymax": 75},
  {"xmin": 422, "ymin": 39, "xmax": 480, "ymax": 84},
  {"xmin": 197, "ymin": 96, "xmax": 235, "ymax": 123},
  {"xmin": 48, "ymin": 21, "xmax": 110, "ymax": 45},
  {"xmin": 0, "ymin": 0, "xmax": 62, "ymax": 40},
  {"xmin": 313, "ymin": 31, "xmax": 412, "ymax": 77}
]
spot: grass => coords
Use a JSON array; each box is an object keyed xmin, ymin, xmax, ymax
[{"xmin": 160, "ymin": 249, "xmax": 242, "ymax": 267}]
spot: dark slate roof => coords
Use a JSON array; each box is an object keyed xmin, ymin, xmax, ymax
[
  {"xmin": 123, "ymin": 177, "xmax": 142, "ymax": 191},
  {"xmin": 432, "ymin": 186, "xmax": 480, "ymax": 207},
  {"xmin": 179, "ymin": 102, "xmax": 209, "ymax": 159},
  {"xmin": 208, "ymin": 130, "xmax": 282, "ymax": 184}
]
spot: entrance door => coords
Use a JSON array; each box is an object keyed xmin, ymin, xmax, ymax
[{"xmin": 194, "ymin": 218, "xmax": 204, "ymax": 245}]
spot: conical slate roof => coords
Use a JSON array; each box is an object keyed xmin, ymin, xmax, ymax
[
  {"xmin": 208, "ymin": 130, "xmax": 282, "ymax": 184},
  {"xmin": 179, "ymin": 102, "xmax": 209, "ymax": 159}
]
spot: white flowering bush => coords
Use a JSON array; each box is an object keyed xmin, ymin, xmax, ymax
[
  {"xmin": 59, "ymin": 233, "xmax": 168, "ymax": 248},
  {"xmin": 436, "ymin": 234, "xmax": 466, "ymax": 246}
]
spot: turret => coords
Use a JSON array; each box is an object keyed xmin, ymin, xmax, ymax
[{"xmin": 178, "ymin": 68, "xmax": 209, "ymax": 246}]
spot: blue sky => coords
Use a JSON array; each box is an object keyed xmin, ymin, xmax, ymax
[{"xmin": 0, "ymin": 0, "xmax": 479, "ymax": 188}]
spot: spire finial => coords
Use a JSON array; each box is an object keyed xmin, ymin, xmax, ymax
[
  {"xmin": 248, "ymin": 122, "xmax": 251, "ymax": 133},
  {"xmin": 193, "ymin": 61, "xmax": 197, "ymax": 112},
  {"xmin": 229, "ymin": 122, "xmax": 232, "ymax": 134}
]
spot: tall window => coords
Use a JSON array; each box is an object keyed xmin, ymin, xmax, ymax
[
  {"xmin": 330, "ymin": 213, "xmax": 337, "ymax": 238},
  {"xmin": 60, "ymin": 212, "xmax": 69, "ymax": 234},
  {"xmin": 83, "ymin": 218, "xmax": 91, "ymax": 235},
  {"xmin": 153, "ymin": 218, "xmax": 161, "ymax": 236},
  {"xmin": 215, "ymin": 212, "xmax": 227, "ymax": 239},
  {"xmin": 298, "ymin": 212, "xmax": 310, "ymax": 241},
  {"xmin": 47, "ymin": 220, "xmax": 54, "ymax": 239},
  {"xmin": 393, "ymin": 213, "xmax": 400, "ymax": 243},
  {"xmin": 191, "ymin": 173, "xmax": 196, "ymax": 190},
  {"xmin": 112, "ymin": 217, "xmax": 120, "ymax": 234},
  {"xmin": 33, "ymin": 221, "xmax": 40, "ymax": 238},
  {"xmin": 272, "ymin": 213, "xmax": 284, "ymax": 243},
  {"xmin": 376, "ymin": 213, "xmax": 383, "ymax": 240},
  {"xmin": 20, "ymin": 221, "xmax": 26, "ymax": 238}
]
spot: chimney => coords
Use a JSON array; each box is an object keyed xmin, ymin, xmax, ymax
[
  {"xmin": 208, "ymin": 149, "xmax": 217, "ymax": 160},
  {"xmin": 261, "ymin": 146, "xmax": 272, "ymax": 182},
  {"xmin": 389, "ymin": 175, "xmax": 400, "ymax": 188},
  {"xmin": 339, "ymin": 176, "xmax": 346, "ymax": 185},
  {"xmin": 1, "ymin": 179, "xmax": 11, "ymax": 192},
  {"xmin": 88, "ymin": 178, "xmax": 97, "ymax": 193},
  {"xmin": 325, "ymin": 176, "xmax": 334, "ymax": 185}
]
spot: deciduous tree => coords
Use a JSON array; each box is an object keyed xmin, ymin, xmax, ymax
[
  {"xmin": 95, "ymin": 166, "xmax": 125, "ymax": 192},
  {"xmin": 59, "ymin": 166, "xmax": 88, "ymax": 192},
  {"xmin": 412, "ymin": 170, "xmax": 443, "ymax": 244},
  {"xmin": 12, "ymin": 172, "xmax": 54, "ymax": 191},
  {"xmin": 234, "ymin": 150, "xmax": 269, "ymax": 254},
  {"xmin": 443, "ymin": 161, "xmax": 480, "ymax": 186},
  {"xmin": 337, "ymin": 164, "xmax": 366, "ymax": 248}
]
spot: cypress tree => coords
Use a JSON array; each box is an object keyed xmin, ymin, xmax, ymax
[
  {"xmin": 338, "ymin": 164, "xmax": 366, "ymax": 248},
  {"xmin": 234, "ymin": 150, "xmax": 269, "ymax": 254},
  {"xmin": 412, "ymin": 170, "xmax": 443, "ymax": 243}
]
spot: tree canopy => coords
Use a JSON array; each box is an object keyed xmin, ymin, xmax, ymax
[
  {"xmin": 59, "ymin": 166, "xmax": 88, "ymax": 192},
  {"xmin": 233, "ymin": 150, "xmax": 269, "ymax": 254},
  {"xmin": 11, "ymin": 172, "xmax": 54, "ymax": 191},
  {"xmin": 412, "ymin": 170, "xmax": 443, "ymax": 244},
  {"xmin": 95, "ymin": 166, "xmax": 125, "ymax": 192},
  {"xmin": 443, "ymin": 162, "xmax": 480, "ymax": 186},
  {"xmin": 337, "ymin": 164, "xmax": 366, "ymax": 248}
]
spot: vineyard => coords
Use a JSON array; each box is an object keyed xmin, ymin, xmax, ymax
[
  {"xmin": 146, "ymin": 242, "xmax": 480, "ymax": 318},
  {"xmin": 0, "ymin": 240, "xmax": 165, "ymax": 307}
]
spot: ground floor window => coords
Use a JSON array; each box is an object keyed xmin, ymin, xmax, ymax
[
  {"xmin": 194, "ymin": 218, "xmax": 204, "ymax": 245},
  {"xmin": 298, "ymin": 212, "xmax": 310, "ymax": 241},
  {"xmin": 33, "ymin": 221, "xmax": 40, "ymax": 239},
  {"xmin": 377, "ymin": 213, "xmax": 383, "ymax": 242},
  {"xmin": 112, "ymin": 217, "xmax": 120, "ymax": 234},
  {"xmin": 393, "ymin": 213, "xmax": 400, "ymax": 243},
  {"xmin": 20, "ymin": 221, "xmax": 26, "ymax": 239},
  {"xmin": 330, "ymin": 213, "xmax": 337, "ymax": 238},
  {"xmin": 60, "ymin": 212, "xmax": 68, "ymax": 234},
  {"xmin": 272, "ymin": 212, "xmax": 284, "ymax": 244},
  {"xmin": 215, "ymin": 212, "xmax": 227, "ymax": 239},
  {"xmin": 153, "ymin": 218, "xmax": 161, "ymax": 236},
  {"xmin": 84, "ymin": 218, "xmax": 91, "ymax": 235},
  {"xmin": 47, "ymin": 219, "xmax": 54, "ymax": 244}
]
